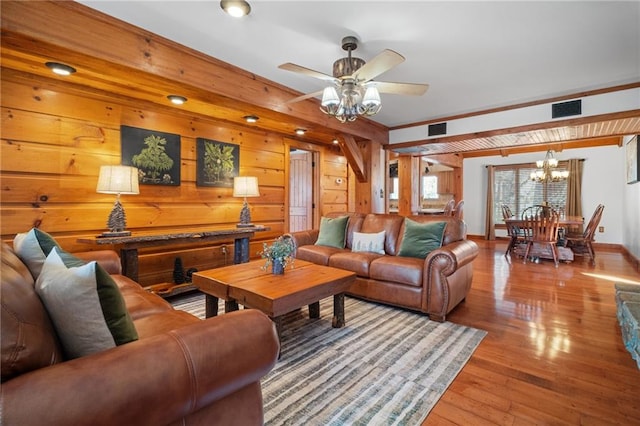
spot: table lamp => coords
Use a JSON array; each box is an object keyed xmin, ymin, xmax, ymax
[
  {"xmin": 96, "ymin": 165, "xmax": 140, "ymax": 237},
  {"xmin": 233, "ymin": 176, "xmax": 259, "ymax": 228}
]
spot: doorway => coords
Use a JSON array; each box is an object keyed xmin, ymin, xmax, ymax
[{"xmin": 289, "ymin": 148, "xmax": 316, "ymax": 232}]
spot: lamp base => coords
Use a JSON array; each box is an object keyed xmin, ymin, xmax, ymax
[
  {"xmin": 236, "ymin": 223, "xmax": 255, "ymax": 228},
  {"xmin": 100, "ymin": 230, "xmax": 132, "ymax": 237}
]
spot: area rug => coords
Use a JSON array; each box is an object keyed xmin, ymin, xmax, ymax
[{"xmin": 171, "ymin": 293, "xmax": 486, "ymax": 425}]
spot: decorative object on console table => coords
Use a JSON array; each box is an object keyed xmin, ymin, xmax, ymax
[
  {"xmin": 96, "ymin": 165, "xmax": 139, "ymax": 237},
  {"xmin": 260, "ymin": 235, "xmax": 295, "ymax": 275},
  {"xmin": 233, "ymin": 176, "xmax": 260, "ymax": 227}
]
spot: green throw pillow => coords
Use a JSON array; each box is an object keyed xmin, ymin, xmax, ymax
[
  {"xmin": 13, "ymin": 228, "xmax": 61, "ymax": 279},
  {"xmin": 398, "ymin": 219, "xmax": 447, "ymax": 259},
  {"xmin": 35, "ymin": 247, "xmax": 138, "ymax": 359},
  {"xmin": 315, "ymin": 215, "xmax": 350, "ymax": 249}
]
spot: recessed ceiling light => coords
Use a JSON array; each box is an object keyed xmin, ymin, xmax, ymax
[
  {"xmin": 332, "ymin": 139, "xmax": 339, "ymax": 144},
  {"xmin": 295, "ymin": 128, "xmax": 306, "ymax": 135},
  {"xmin": 45, "ymin": 62, "xmax": 76, "ymax": 76},
  {"xmin": 220, "ymin": 0, "xmax": 251, "ymax": 18},
  {"xmin": 167, "ymin": 95, "xmax": 187, "ymax": 105},
  {"xmin": 244, "ymin": 115, "xmax": 259, "ymax": 123}
]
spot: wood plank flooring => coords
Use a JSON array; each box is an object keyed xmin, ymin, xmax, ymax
[{"xmin": 424, "ymin": 240, "xmax": 640, "ymax": 425}]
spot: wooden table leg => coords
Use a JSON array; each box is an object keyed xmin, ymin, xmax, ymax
[
  {"xmin": 234, "ymin": 237, "xmax": 250, "ymax": 264},
  {"xmin": 205, "ymin": 294, "xmax": 218, "ymax": 318},
  {"xmin": 332, "ymin": 293, "xmax": 345, "ymax": 328},
  {"xmin": 120, "ymin": 248, "xmax": 139, "ymax": 282},
  {"xmin": 225, "ymin": 300, "xmax": 239, "ymax": 313},
  {"xmin": 309, "ymin": 301, "xmax": 320, "ymax": 319}
]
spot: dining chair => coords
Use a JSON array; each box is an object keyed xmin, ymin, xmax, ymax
[
  {"xmin": 522, "ymin": 213, "xmax": 561, "ymax": 267},
  {"xmin": 453, "ymin": 200, "xmax": 464, "ymax": 219},
  {"xmin": 443, "ymin": 199, "xmax": 455, "ymax": 216},
  {"xmin": 502, "ymin": 204, "xmax": 524, "ymax": 257},
  {"xmin": 562, "ymin": 204, "xmax": 604, "ymax": 265},
  {"xmin": 521, "ymin": 204, "xmax": 557, "ymax": 219}
]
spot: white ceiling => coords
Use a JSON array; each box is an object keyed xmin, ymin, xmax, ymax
[{"xmin": 78, "ymin": 1, "xmax": 639, "ymax": 128}]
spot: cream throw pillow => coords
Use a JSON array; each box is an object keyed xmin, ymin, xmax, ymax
[{"xmin": 352, "ymin": 231, "xmax": 386, "ymax": 254}]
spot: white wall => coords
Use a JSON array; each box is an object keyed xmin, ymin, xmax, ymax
[
  {"xmin": 622, "ymin": 136, "xmax": 640, "ymax": 259},
  {"xmin": 463, "ymin": 144, "xmax": 631, "ymax": 246}
]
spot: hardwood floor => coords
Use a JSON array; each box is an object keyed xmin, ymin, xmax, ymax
[{"xmin": 425, "ymin": 240, "xmax": 640, "ymax": 425}]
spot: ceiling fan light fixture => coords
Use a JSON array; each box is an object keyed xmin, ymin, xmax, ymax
[
  {"xmin": 321, "ymin": 87, "xmax": 340, "ymax": 107},
  {"xmin": 362, "ymin": 86, "xmax": 381, "ymax": 111},
  {"xmin": 220, "ymin": 0, "xmax": 251, "ymax": 18}
]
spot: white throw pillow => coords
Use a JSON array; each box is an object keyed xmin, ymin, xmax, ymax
[
  {"xmin": 352, "ymin": 231, "xmax": 386, "ymax": 254},
  {"xmin": 35, "ymin": 248, "xmax": 137, "ymax": 359},
  {"xmin": 13, "ymin": 228, "xmax": 60, "ymax": 279}
]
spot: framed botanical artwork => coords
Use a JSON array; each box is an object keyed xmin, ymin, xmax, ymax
[
  {"xmin": 626, "ymin": 135, "xmax": 639, "ymax": 185},
  {"xmin": 196, "ymin": 138, "xmax": 239, "ymax": 187},
  {"xmin": 121, "ymin": 125, "xmax": 181, "ymax": 186}
]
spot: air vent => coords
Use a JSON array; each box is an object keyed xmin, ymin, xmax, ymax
[
  {"xmin": 428, "ymin": 122, "xmax": 447, "ymax": 136},
  {"xmin": 552, "ymin": 99, "xmax": 582, "ymax": 118}
]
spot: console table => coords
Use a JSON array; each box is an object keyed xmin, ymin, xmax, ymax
[{"xmin": 77, "ymin": 226, "xmax": 267, "ymax": 283}]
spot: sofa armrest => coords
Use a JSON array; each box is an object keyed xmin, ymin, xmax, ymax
[
  {"xmin": 73, "ymin": 250, "xmax": 122, "ymax": 275},
  {"xmin": 425, "ymin": 239, "xmax": 479, "ymax": 276},
  {"xmin": 1, "ymin": 310, "xmax": 279, "ymax": 426},
  {"xmin": 285, "ymin": 229, "xmax": 319, "ymax": 250}
]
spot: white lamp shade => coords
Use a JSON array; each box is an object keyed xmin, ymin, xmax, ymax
[
  {"xmin": 321, "ymin": 86, "xmax": 340, "ymax": 107},
  {"xmin": 96, "ymin": 165, "xmax": 140, "ymax": 195},
  {"xmin": 233, "ymin": 176, "xmax": 259, "ymax": 197},
  {"xmin": 362, "ymin": 86, "xmax": 381, "ymax": 107}
]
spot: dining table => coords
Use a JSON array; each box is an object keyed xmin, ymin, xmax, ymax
[{"xmin": 504, "ymin": 215, "xmax": 584, "ymax": 262}]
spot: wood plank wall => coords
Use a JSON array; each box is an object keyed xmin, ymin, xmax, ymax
[{"xmin": 1, "ymin": 69, "xmax": 349, "ymax": 286}]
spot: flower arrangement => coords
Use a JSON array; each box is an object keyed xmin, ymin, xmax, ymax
[{"xmin": 259, "ymin": 235, "xmax": 296, "ymax": 273}]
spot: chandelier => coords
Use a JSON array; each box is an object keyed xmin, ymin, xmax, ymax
[{"xmin": 530, "ymin": 150, "xmax": 569, "ymax": 182}]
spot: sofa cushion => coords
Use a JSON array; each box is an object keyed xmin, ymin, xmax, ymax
[
  {"xmin": 1, "ymin": 243, "xmax": 63, "ymax": 382},
  {"xmin": 296, "ymin": 245, "xmax": 344, "ymax": 266},
  {"xmin": 352, "ymin": 231, "xmax": 386, "ymax": 254},
  {"xmin": 35, "ymin": 248, "xmax": 138, "ymax": 359},
  {"xmin": 315, "ymin": 215, "xmax": 349, "ymax": 249},
  {"xmin": 13, "ymin": 228, "xmax": 60, "ymax": 279},
  {"xmin": 329, "ymin": 251, "xmax": 383, "ymax": 278},
  {"xmin": 398, "ymin": 219, "xmax": 447, "ymax": 259},
  {"xmin": 369, "ymin": 255, "xmax": 424, "ymax": 287}
]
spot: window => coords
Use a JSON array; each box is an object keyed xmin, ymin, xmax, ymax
[
  {"xmin": 422, "ymin": 175, "xmax": 438, "ymax": 199},
  {"xmin": 389, "ymin": 177, "xmax": 399, "ymax": 200},
  {"xmin": 493, "ymin": 161, "xmax": 568, "ymax": 223}
]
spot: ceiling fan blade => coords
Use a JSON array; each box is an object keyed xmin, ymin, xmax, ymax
[
  {"xmin": 353, "ymin": 49, "xmax": 405, "ymax": 82},
  {"xmin": 284, "ymin": 90, "xmax": 324, "ymax": 104},
  {"xmin": 278, "ymin": 63, "xmax": 337, "ymax": 83},
  {"xmin": 370, "ymin": 81, "xmax": 429, "ymax": 96}
]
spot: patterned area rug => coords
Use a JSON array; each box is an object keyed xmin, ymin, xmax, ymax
[{"xmin": 171, "ymin": 292, "xmax": 486, "ymax": 425}]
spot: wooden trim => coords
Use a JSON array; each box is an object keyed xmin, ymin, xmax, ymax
[{"xmin": 390, "ymin": 81, "xmax": 640, "ymax": 130}]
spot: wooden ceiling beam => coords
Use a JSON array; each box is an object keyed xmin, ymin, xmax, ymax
[{"xmin": 0, "ymin": 0, "xmax": 388, "ymax": 145}]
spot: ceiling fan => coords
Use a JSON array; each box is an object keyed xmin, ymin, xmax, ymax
[{"xmin": 278, "ymin": 36, "xmax": 429, "ymax": 123}]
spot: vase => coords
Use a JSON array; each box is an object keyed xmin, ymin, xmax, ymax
[{"xmin": 272, "ymin": 259, "xmax": 285, "ymax": 275}]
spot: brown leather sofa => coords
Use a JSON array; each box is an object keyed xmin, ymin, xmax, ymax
[
  {"xmin": 1, "ymin": 243, "xmax": 280, "ymax": 426},
  {"xmin": 288, "ymin": 213, "xmax": 479, "ymax": 322}
]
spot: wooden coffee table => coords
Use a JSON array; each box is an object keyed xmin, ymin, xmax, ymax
[{"xmin": 192, "ymin": 260, "xmax": 356, "ymax": 339}]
